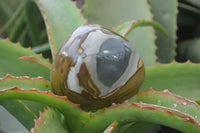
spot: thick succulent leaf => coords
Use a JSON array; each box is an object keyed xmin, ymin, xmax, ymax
[
  {"xmin": 0, "ymin": 40, "xmax": 49, "ymax": 122},
  {"xmin": 0, "ymin": 38, "xmax": 50, "ymax": 80},
  {"xmin": 0, "ymin": 105, "xmax": 29, "ymax": 133},
  {"xmin": 176, "ymin": 38, "xmax": 200, "ymax": 62},
  {"xmin": 0, "ymin": 74, "xmax": 51, "ymax": 117},
  {"xmin": 0, "ymin": 100, "xmax": 36, "ymax": 130},
  {"xmin": 126, "ymin": 27, "xmax": 156, "ymax": 67},
  {"xmin": 82, "ymin": 0, "xmax": 153, "ymax": 28},
  {"xmin": 0, "ymin": 87, "xmax": 90, "ymax": 133},
  {"xmin": 142, "ymin": 62, "xmax": 200, "ymax": 100},
  {"xmin": 149, "ymin": 0, "xmax": 178, "ymax": 63},
  {"xmin": 0, "ymin": 74, "xmax": 51, "ymax": 91},
  {"xmin": 33, "ymin": 0, "xmax": 85, "ymax": 57},
  {"xmin": 1, "ymin": 87, "xmax": 200, "ymax": 132},
  {"xmin": 0, "ymin": 99, "xmax": 42, "ymax": 130},
  {"xmin": 31, "ymin": 107, "xmax": 68, "ymax": 133},
  {"xmin": 82, "ymin": 0, "xmax": 156, "ymax": 66},
  {"xmin": 131, "ymin": 88, "xmax": 200, "ymax": 122},
  {"xmin": 0, "ymin": 75, "xmax": 52, "ymax": 129},
  {"xmin": 103, "ymin": 121, "xmax": 118, "ymax": 133},
  {"xmin": 81, "ymin": 102, "xmax": 200, "ymax": 133},
  {"xmin": 19, "ymin": 56, "xmax": 51, "ymax": 70},
  {"xmin": 114, "ymin": 20, "xmax": 167, "ymax": 37}
]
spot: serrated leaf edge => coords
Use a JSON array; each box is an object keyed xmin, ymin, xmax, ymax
[
  {"xmin": 140, "ymin": 88, "xmax": 200, "ymax": 108},
  {"xmin": 103, "ymin": 102, "xmax": 200, "ymax": 129},
  {"xmin": 150, "ymin": 60, "xmax": 200, "ymax": 68},
  {"xmin": 0, "ymin": 38, "xmax": 50, "ymax": 63},
  {"xmin": 19, "ymin": 56, "xmax": 52, "ymax": 70},
  {"xmin": 0, "ymin": 74, "xmax": 51, "ymax": 83},
  {"xmin": 31, "ymin": 107, "xmax": 54, "ymax": 133},
  {"xmin": 35, "ymin": 0, "xmax": 56, "ymax": 58}
]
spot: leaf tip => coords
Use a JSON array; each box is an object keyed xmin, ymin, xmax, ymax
[{"xmin": 18, "ymin": 56, "xmax": 52, "ymax": 70}]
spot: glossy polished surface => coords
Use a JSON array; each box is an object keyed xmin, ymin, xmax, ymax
[
  {"xmin": 51, "ymin": 24, "xmax": 145, "ymax": 110},
  {"xmin": 96, "ymin": 38, "xmax": 131, "ymax": 87}
]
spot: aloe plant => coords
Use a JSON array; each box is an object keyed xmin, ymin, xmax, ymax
[{"xmin": 0, "ymin": 0, "xmax": 200, "ymax": 133}]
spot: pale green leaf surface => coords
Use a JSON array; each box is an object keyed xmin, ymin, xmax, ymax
[
  {"xmin": 131, "ymin": 88, "xmax": 200, "ymax": 122},
  {"xmin": 0, "ymin": 75, "xmax": 51, "ymax": 91},
  {"xmin": 0, "ymin": 75, "xmax": 50, "ymax": 118},
  {"xmin": 0, "ymin": 39, "xmax": 50, "ymax": 128},
  {"xmin": 149, "ymin": 0, "xmax": 178, "ymax": 63},
  {"xmin": 126, "ymin": 26, "xmax": 156, "ymax": 66},
  {"xmin": 0, "ymin": 88, "xmax": 200, "ymax": 133},
  {"xmin": 82, "ymin": 102, "xmax": 200, "ymax": 133},
  {"xmin": 0, "ymin": 105, "xmax": 29, "ymax": 133},
  {"xmin": 82, "ymin": 0, "xmax": 156, "ymax": 66},
  {"xmin": 114, "ymin": 20, "xmax": 167, "ymax": 37},
  {"xmin": 0, "ymin": 100, "xmax": 35, "ymax": 130},
  {"xmin": 0, "ymin": 75, "xmax": 52, "ymax": 129},
  {"xmin": 142, "ymin": 62, "xmax": 200, "ymax": 100},
  {"xmin": 0, "ymin": 87, "xmax": 90, "ymax": 133},
  {"xmin": 0, "ymin": 39, "xmax": 50, "ymax": 80},
  {"xmin": 83, "ymin": 0, "xmax": 152, "ymax": 28},
  {"xmin": 31, "ymin": 107, "xmax": 68, "ymax": 133},
  {"xmin": 34, "ymin": 0, "xmax": 85, "ymax": 57}
]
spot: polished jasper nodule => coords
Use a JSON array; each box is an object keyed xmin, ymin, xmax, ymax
[{"xmin": 51, "ymin": 24, "xmax": 145, "ymax": 109}]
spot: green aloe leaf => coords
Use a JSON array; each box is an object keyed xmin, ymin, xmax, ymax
[
  {"xmin": 31, "ymin": 107, "xmax": 68, "ymax": 133},
  {"xmin": 82, "ymin": 0, "xmax": 156, "ymax": 66},
  {"xmin": 81, "ymin": 102, "xmax": 200, "ymax": 133},
  {"xmin": 0, "ymin": 74, "xmax": 51, "ymax": 91},
  {"xmin": 149, "ymin": 0, "xmax": 178, "ymax": 63},
  {"xmin": 82, "ymin": 0, "xmax": 152, "ymax": 28},
  {"xmin": 19, "ymin": 56, "xmax": 52, "ymax": 70},
  {"xmin": 0, "ymin": 75, "xmax": 52, "ymax": 130},
  {"xmin": 0, "ymin": 87, "xmax": 90, "ymax": 133},
  {"xmin": 33, "ymin": 0, "xmax": 85, "ymax": 57},
  {"xmin": 114, "ymin": 20, "xmax": 167, "ymax": 38},
  {"xmin": 0, "ymin": 100, "xmax": 36, "ymax": 130},
  {"xmin": 0, "ymin": 104, "xmax": 30, "ymax": 133},
  {"xmin": 131, "ymin": 88, "xmax": 200, "ymax": 122},
  {"xmin": 0, "ymin": 38, "xmax": 50, "ymax": 80},
  {"xmin": 142, "ymin": 62, "xmax": 200, "ymax": 100},
  {"xmin": 0, "ymin": 87, "xmax": 200, "ymax": 132}
]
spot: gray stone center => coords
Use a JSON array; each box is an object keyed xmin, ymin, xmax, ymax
[{"xmin": 96, "ymin": 38, "xmax": 131, "ymax": 87}]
